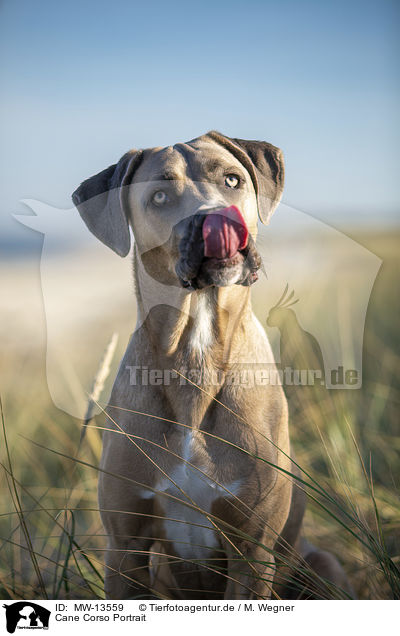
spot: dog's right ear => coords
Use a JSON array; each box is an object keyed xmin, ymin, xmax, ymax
[
  {"xmin": 72, "ymin": 150, "xmax": 143, "ymax": 256},
  {"xmin": 206, "ymin": 131, "xmax": 284, "ymax": 225}
]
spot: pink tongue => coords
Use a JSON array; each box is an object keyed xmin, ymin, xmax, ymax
[{"xmin": 202, "ymin": 206, "xmax": 248, "ymax": 259}]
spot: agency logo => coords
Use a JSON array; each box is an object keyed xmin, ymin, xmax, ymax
[
  {"xmin": 15, "ymin": 198, "xmax": 381, "ymax": 417},
  {"xmin": 3, "ymin": 602, "xmax": 50, "ymax": 634}
]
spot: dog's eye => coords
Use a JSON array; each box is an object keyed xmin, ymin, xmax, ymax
[
  {"xmin": 152, "ymin": 190, "xmax": 168, "ymax": 206},
  {"xmin": 225, "ymin": 174, "xmax": 240, "ymax": 189}
]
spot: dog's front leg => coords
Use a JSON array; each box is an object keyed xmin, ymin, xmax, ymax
[
  {"xmin": 223, "ymin": 470, "xmax": 293, "ymax": 600},
  {"xmin": 103, "ymin": 535, "xmax": 155, "ymax": 599},
  {"xmin": 99, "ymin": 474, "xmax": 157, "ymax": 599},
  {"xmin": 223, "ymin": 538, "xmax": 277, "ymax": 600}
]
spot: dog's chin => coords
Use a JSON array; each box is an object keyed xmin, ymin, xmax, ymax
[{"xmin": 195, "ymin": 252, "xmax": 247, "ymax": 289}]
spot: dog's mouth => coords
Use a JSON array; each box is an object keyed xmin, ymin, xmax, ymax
[
  {"xmin": 202, "ymin": 206, "xmax": 248, "ymax": 259},
  {"xmin": 175, "ymin": 206, "xmax": 261, "ymax": 290}
]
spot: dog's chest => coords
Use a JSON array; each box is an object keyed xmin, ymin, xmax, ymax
[{"xmin": 143, "ymin": 429, "xmax": 242, "ymax": 560}]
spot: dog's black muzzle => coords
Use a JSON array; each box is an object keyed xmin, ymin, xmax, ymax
[{"xmin": 175, "ymin": 211, "xmax": 261, "ymax": 291}]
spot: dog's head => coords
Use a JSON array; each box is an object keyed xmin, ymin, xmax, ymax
[{"xmin": 72, "ymin": 131, "xmax": 284, "ymax": 290}]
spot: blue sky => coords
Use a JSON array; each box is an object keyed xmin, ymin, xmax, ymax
[{"xmin": 0, "ymin": 0, "xmax": 399, "ymax": 249}]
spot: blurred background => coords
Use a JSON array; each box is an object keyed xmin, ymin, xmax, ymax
[{"xmin": 0, "ymin": 0, "xmax": 399, "ymax": 600}]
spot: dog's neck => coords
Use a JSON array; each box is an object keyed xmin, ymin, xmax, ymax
[{"xmin": 133, "ymin": 249, "xmax": 253, "ymax": 369}]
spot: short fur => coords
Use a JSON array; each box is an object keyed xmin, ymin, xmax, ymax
[{"xmin": 73, "ymin": 131, "xmax": 352, "ymax": 599}]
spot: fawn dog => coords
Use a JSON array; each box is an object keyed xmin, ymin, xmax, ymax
[{"xmin": 73, "ymin": 131, "xmax": 351, "ymax": 599}]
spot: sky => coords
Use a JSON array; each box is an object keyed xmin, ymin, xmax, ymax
[{"xmin": 0, "ymin": 0, "xmax": 399, "ymax": 252}]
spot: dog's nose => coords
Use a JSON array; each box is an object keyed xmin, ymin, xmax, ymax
[{"xmin": 202, "ymin": 205, "xmax": 249, "ymax": 259}]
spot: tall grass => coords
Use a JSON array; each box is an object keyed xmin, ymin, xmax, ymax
[{"xmin": 0, "ymin": 377, "xmax": 398, "ymax": 599}]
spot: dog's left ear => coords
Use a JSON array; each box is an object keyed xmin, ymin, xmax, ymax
[
  {"xmin": 72, "ymin": 150, "xmax": 143, "ymax": 256},
  {"xmin": 206, "ymin": 131, "xmax": 284, "ymax": 224}
]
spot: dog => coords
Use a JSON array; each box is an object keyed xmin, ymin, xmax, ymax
[{"xmin": 72, "ymin": 131, "xmax": 352, "ymax": 600}]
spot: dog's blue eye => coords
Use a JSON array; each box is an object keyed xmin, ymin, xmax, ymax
[
  {"xmin": 225, "ymin": 174, "xmax": 240, "ymax": 188},
  {"xmin": 152, "ymin": 190, "xmax": 168, "ymax": 205}
]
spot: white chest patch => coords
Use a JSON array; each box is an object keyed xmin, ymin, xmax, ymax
[
  {"xmin": 189, "ymin": 293, "xmax": 213, "ymax": 355},
  {"xmin": 140, "ymin": 431, "xmax": 242, "ymax": 561}
]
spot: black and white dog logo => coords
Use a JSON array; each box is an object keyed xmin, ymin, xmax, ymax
[{"xmin": 3, "ymin": 602, "xmax": 50, "ymax": 633}]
